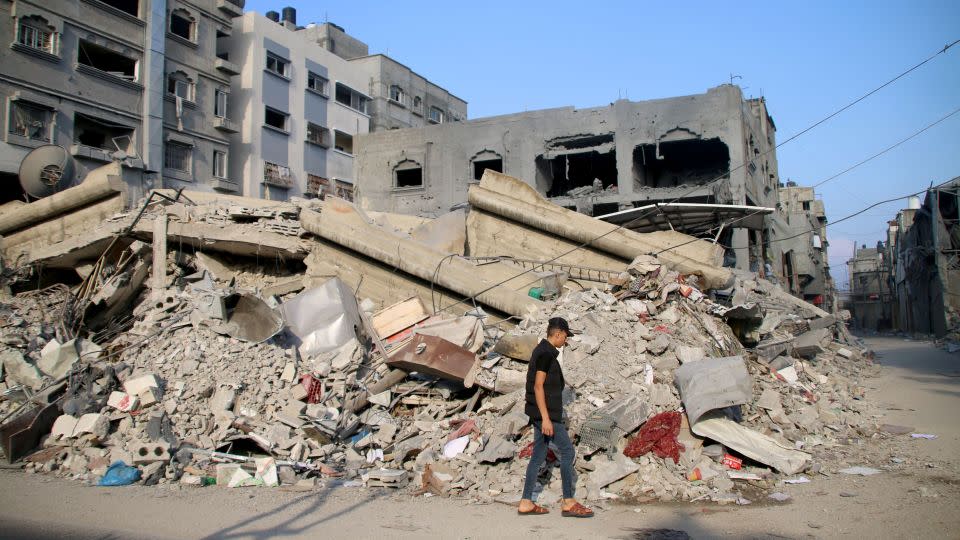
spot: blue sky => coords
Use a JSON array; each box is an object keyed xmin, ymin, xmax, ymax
[{"xmin": 249, "ymin": 1, "xmax": 960, "ymax": 288}]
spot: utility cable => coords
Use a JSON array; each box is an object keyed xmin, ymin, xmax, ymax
[
  {"xmin": 813, "ymin": 106, "xmax": 960, "ymax": 188},
  {"xmin": 429, "ymin": 40, "xmax": 959, "ymax": 314}
]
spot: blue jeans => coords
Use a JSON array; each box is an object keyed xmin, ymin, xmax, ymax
[{"xmin": 521, "ymin": 421, "xmax": 576, "ymax": 500}]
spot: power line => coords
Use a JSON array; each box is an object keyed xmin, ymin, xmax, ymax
[
  {"xmin": 813, "ymin": 106, "xmax": 960, "ymax": 188},
  {"xmin": 431, "ymin": 39, "xmax": 959, "ymax": 312}
]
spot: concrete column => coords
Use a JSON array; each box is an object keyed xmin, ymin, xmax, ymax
[
  {"xmin": 142, "ymin": 0, "xmax": 167, "ymax": 174},
  {"xmin": 733, "ymin": 228, "xmax": 749, "ymax": 271},
  {"xmin": 152, "ymin": 213, "xmax": 168, "ymax": 294}
]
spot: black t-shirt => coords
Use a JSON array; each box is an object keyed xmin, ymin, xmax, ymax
[{"xmin": 524, "ymin": 339, "xmax": 565, "ymax": 423}]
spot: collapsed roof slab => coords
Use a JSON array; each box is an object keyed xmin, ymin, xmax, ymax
[
  {"xmin": 301, "ymin": 198, "xmax": 544, "ymax": 320},
  {"xmin": 1, "ymin": 195, "xmax": 124, "ymax": 267},
  {"xmin": 468, "ymin": 171, "xmax": 734, "ymax": 290}
]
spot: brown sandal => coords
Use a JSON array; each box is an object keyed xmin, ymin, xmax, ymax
[
  {"xmin": 517, "ymin": 504, "xmax": 550, "ymax": 515},
  {"xmin": 561, "ymin": 502, "xmax": 594, "ymax": 518}
]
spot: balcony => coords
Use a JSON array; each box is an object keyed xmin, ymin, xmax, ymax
[
  {"xmin": 215, "ymin": 57, "xmax": 240, "ymax": 76},
  {"xmin": 214, "ymin": 116, "xmax": 238, "ymax": 133},
  {"xmin": 217, "ymin": 0, "xmax": 244, "ymax": 17},
  {"xmin": 212, "ymin": 178, "xmax": 239, "ymax": 192}
]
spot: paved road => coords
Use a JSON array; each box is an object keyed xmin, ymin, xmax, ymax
[{"xmin": 0, "ymin": 335, "xmax": 957, "ymax": 539}]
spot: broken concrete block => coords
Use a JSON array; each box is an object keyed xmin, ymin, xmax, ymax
[
  {"xmin": 577, "ymin": 334, "xmax": 602, "ymax": 355},
  {"xmin": 255, "ymin": 457, "xmax": 279, "ymax": 487},
  {"xmin": 675, "ymin": 345, "xmax": 704, "ymax": 364},
  {"xmin": 138, "ymin": 386, "xmax": 161, "ymax": 407},
  {"xmin": 756, "ymin": 388, "xmax": 781, "ymax": 411},
  {"xmin": 276, "ymin": 402, "xmax": 306, "ymax": 428},
  {"xmin": 124, "ymin": 374, "xmax": 160, "ymax": 396},
  {"xmin": 130, "ymin": 442, "xmax": 171, "ymax": 465},
  {"xmin": 587, "ymin": 454, "xmax": 640, "ymax": 496},
  {"xmin": 38, "ymin": 338, "xmax": 79, "ymax": 379},
  {"xmin": 73, "ymin": 413, "xmax": 109, "ymax": 441},
  {"xmin": 209, "ymin": 387, "xmax": 236, "ymax": 415},
  {"xmin": 49, "ymin": 415, "xmax": 79, "ymax": 440},
  {"xmin": 648, "ymin": 334, "xmax": 670, "ymax": 355},
  {"xmin": 280, "ymin": 362, "xmax": 297, "ymax": 384},
  {"xmin": 476, "ymin": 436, "xmax": 515, "ymax": 463},
  {"xmin": 836, "ymin": 348, "xmax": 853, "ymax": 359},
  {"xmin": 1, "ymin": 349, "xmax": 43, "ymax": 389},
  {"xmin": 290, "ymin": 384, "xmax": 309, "ymax": 402},
  {"xmin": 793, "ymin": 328, "xmax": 829, "ymax": 358},
  {"xmin": 108, "ymin": 391, "xmax": 139, "ymax": 412}
]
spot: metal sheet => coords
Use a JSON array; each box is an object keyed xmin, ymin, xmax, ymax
[
  {"xmin": 387, "ymin": 334, "xmax": 476, "ymax": 383},
  {"xmin": 280, "ymin": 278, "xmax": 361, "ymax": 357},
  {"xmin": 597, "ymin": 202, "xmax": 775, "ymax": 234}
]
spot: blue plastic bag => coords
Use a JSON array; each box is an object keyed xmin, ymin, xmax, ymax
[{"xmin": 97, "ymin": 461, "xmax": 142, "ymax": 486}]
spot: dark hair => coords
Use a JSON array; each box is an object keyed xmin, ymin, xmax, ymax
[{"xmin": 547, "ymin": 317, "xmax": 570, "ymax": 336}]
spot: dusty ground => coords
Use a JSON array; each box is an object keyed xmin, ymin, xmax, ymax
[{"xmin": 1, "ymin": 335, "xmax": 958, "ymax": 540}]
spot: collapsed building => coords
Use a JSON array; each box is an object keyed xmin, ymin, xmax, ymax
[
  {"xmin": 769, "ymin": 183, "xmax": 836, "ymax": 312},
  {"xmin": 884, "ymin": 178, "xmax": 960, "ymax": 336},
  {"xmin": 354, "ymin": 84, "xmax": 780, "ymax": 271},
  {"xmin": 0, "ymin": 161, "xmax": 881, "ymax": 505}
]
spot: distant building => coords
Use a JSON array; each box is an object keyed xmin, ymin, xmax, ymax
[
  {"xmin": 223, "ymin": 10, "xmax": 370, "ymax": 200},
  {"xmin": 772, "ymin": 183, "xmax": 835, "ymax": 311},
  {"xmin": 354, "ymin": 84, "xmax": 779, "ymax": 271},
  {"xmin": 847, "ymin": 243, "xmax": 894, "ymax": 331}
]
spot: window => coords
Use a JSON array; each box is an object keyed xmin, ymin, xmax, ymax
[
  {"xmin": 77, "ymin": 39, "xmax": 137, "ymax": 81},
  {"xmin": 169, "ymin": 9, "xmax": 195, "ymax": 41},
  {"xmin": 17, "ymin": 17, "xmax": 59, "ymax": 55},
  {"xmin": 306, "ymin": 174, "xmax": 328, "ymax": 198},
  {"xmin": 412, "ymin": 96, "xmax": 422, "ymax": 112},
  {"xmin": 266, "ymin": 53, "xmax": 289, "ymax": 77},
  {"xmin": 98, "ymin": 0, "xmax": 139, "ymax": 17},
  {"xmin": 166, "ymin": 72, "xmax": 193, "ymax": 101},
  {"xmin": 802, "ymin": 201, "xmax": 811, "ymax": 211},
  {"xmin": 264, "ymin": 107, "xmax": 288, "ymax": 132},
  {"xmin": 263, "ymin": 161, "xmax": 292, "ymax": 188},
  {"xmin": 306, "ymin": 122, "xmax": 330, "ymax": 147},
  {"xmin": 214, "ymin": 89, "xmax": 228, "ymax": 118},
  {"xmin": 213, "ymin": 150, "xmax": 227, "ymax": 178},
  {"xmin": 428, "ymin": 106, "xmax": 444, "ymax": 123},
  {"xmin": 73, "ymin": 113, "xmax": 134, "ymax": 150},
  {"xmin": 335, "ymin": 83, "xmax": 368, "ymax": 114},
  {"xmin": 164, "ymin": 142, "xmax": 192, "ymax": 172},
  {"xmin": 9, "ymin": 101, "xmax": 52, "ymax": 142},
  {"xmin": 389, "ymin": 85, "xmax": 404, "ymax": 104},
  {"xmin": 307, "ymin": 72, "xmax": 328, "ymax": 95},
  {"xmin": 395, "ymin": 160, "xmax": 423, "ymax": 188},
  {"xmin": 335, "ymin": 180, "xmax": 354, "ymax": 202},
  {"xmin": 473, "ymin": 158, "xmax": 503, "ymax": 180},
  {"xmin": 333, "ymin": 130, "xmax": 353, "ymax": 154}
]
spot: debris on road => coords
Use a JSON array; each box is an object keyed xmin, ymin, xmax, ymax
[{"xmin": 0, "ymin": 167, "xmax": 880, "ymax": 505}]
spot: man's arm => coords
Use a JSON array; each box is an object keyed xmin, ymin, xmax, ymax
[{"xmin": 534, "ymin": 370, "xmax": 553, "ymax": 436}]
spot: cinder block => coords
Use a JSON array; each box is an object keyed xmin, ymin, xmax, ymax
[{"xmin": 130, "ymin": 442, "xmax": 171, "ymax": 464}]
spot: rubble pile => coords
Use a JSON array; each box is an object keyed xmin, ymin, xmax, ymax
[{"xmin": 0, "ymin": 168, "xmax": 877, "ymax": 506}]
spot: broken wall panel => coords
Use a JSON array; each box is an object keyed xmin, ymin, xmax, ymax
[{"xmin": 468, "ymin": 171, "xmax": 733, "ymax": 290}]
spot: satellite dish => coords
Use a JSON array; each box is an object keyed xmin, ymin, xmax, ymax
[{"xmin": 17, "ymin": 145, "xmax": 79, "ymax": 198}]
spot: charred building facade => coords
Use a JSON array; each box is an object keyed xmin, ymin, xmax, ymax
[{"xmin": 354, "ymin": 85, "xmax": 779, "ymax": 270}]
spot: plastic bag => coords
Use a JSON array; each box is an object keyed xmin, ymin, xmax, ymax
[{"xmin": 97, "ymin": 461, "xmax": 142, "ymax": 486}]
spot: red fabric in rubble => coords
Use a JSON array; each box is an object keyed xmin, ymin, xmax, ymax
[{"xmin": 623, "ymin": 411, "xmax": 685, "ymax": 464}]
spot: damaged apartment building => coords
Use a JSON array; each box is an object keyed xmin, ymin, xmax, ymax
[
  {"xmin": 0, "ymin": 1, "xmax": 466, "ymax": 202},
  {"xmin": 769, "ymin": 182, "xmax": 835, "ymax": 312},
  {"xmin": 354, "ymin": 84, "xmax": 780, "ymax": 271},
  {"xmin": 0, "ymin": 0, "xmax": 246, "ymax": 203},
  {"xmin": 221, "ymin": 9, "xmax": 466, "ymax": 200},
  {"xmin": 884, "ymin": 178, "xmax": 960, "ymax": 336}
]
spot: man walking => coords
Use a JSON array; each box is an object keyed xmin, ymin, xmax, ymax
[{"xmin": 517, "ymin": 317, "xmax": 593, "ymax": 517}]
